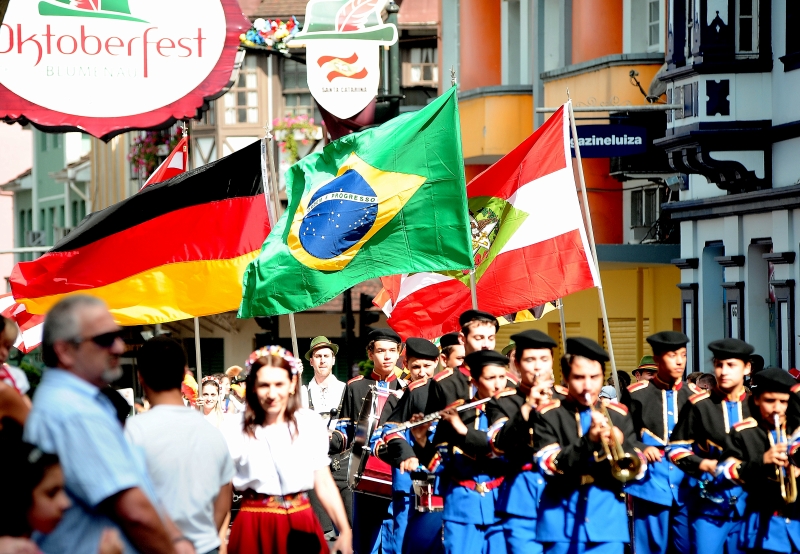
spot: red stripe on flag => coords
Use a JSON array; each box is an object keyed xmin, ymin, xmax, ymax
[
  {"xmin": 476, "ymin": 229, "xmax": 595, "ymax": 315},
  {"xmin": 467, "ymin": 106, "xmax": 567, "ymax": 201},
  {"xmin": 11, "ymin": 196, "xmax": 269, "ymax": 300},
  {"xmin": 326, "ymin": 67, "xmax": 368, "ymax": 82},
  {"xmin": 317, "ymin": 53, "xmax": 359, "ymax": 66},
  {"xmin": 385, "ymin": 278, "xmax": 471, "ymax": 340},
  {"xmin": 142, "ymin": 136, "xmax": 188, "ymax": 190}
]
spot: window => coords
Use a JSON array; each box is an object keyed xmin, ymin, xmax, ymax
[
  {"xmin": 631, "ymin": 190, "xmax": 643, "ymax": 226},
  {"xmin": 736, "ymin": 0, "xmax": 757, "ymax": 54},
  {"xmin": 282, "ymin": 59, "xmax": 321, "ymax": 121},
  {"xmin": 52, "ymin": 133, "xmax": 59, "ymax": 148},
  {"xmin": 679, "ymin": 283, "xmax": 699, "ymax": 374},
  {"xmin": 198, "ymin": 102, "xmax": 216, "ymax": 126},
  {"xmin": 788, "ymin": 1, "xmax": 800, "ymax": 55},
  {"xmin": 403, "ymin": 47, "xmax": 438, "ymax": 87},
  {"xmin": 223, "ymin": 54, "xmax": 258, "ymax": 125},
  {"xmin": 647, "ymin": 0, "xmax": 661, "ymax": 51},
  {"xmin": 631, "ymin": 187, "xmax": 658, "ymax": 227},
  {"xmin": 39, "ymin": 132, "xmax": 47, "ymax": 152}
]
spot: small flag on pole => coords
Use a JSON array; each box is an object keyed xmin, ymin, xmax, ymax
[
  {"xmin": 0, "ymin": 293, "xmax": 44, "ymax": 353},
  {"xmin": 140, "ymin": 136, "xmax": 188, "ymax": 190}
]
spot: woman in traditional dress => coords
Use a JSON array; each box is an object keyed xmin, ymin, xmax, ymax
[{"xmin": 226, "ymin": 346, "xmax": 352, "ymax": 554}]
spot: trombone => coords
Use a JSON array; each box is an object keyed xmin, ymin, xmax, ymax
[
  {"xmin": 773, "ymin": 413, "xmax": 797, "ymax": 504},
  {"xmin": 585, "ymin": 392, "xmax": 641, "ymax": 483}
]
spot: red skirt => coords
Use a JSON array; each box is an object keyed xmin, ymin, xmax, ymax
[{"xmin": 228, "ymin": 492, "xmax": 329, "ymax": 554}]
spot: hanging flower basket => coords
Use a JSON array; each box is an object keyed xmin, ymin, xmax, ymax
[
  {"xmin": 128, "ymin": 130, "xmax": 181, "ymax": 180},
  {"xmin": 239, "ymin": 17, "xmax": 300, "ymax": 51},
  {"xmin": 273, "ymin": 114, "xmax": 320, "ymax": 164}
]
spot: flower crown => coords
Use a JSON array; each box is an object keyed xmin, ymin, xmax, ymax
[
  {"xmin": 201, "ymin": 376, "xmax": 220, "ymax": 386},
  {"xmin": 246, "ymin": 345, "xmax": 303, "ymax": 376}
]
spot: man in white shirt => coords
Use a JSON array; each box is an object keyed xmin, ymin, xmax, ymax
[
  {"xmin": 304, "ymin": 335, "xmax": 349, "ymax": 537},
  {"xmin": 125, "ymin": 336, "xmax": 234, "ymax": 554}
]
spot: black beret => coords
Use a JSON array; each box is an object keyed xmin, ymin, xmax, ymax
[
  {"xmin": 708, "ymin": 338, "xmax": 754, "ymax": 361},
  {"xmin": 439, "ymin": 332, "xmax": 461, "ymax": 349},
  {"xmin": 646, "ymin": 331, "xmax": 690, "ymax": 354},
  {"xmin": 511, "ymin": 329, "xmax": 557, "ymax": 351},
  {"xmin": 458, "ymin": 309, "xmax": 499, "ymax": 329},
  {"xmin": 464, "ymin": 350, "xmax": 508, "ymax": 379},
  {"xmin": 566, "ymin": 337, "xmax": 609, "ymax": 363},
  {"xmin": 750, "ymin": 367, "xmax": 797, "ymax": 395},
  {"xmin": 405, "ymin": 337, "xmax": 439, "ymax": 361},
  {"xmin": 367, "ymin": 328, "xmax": 402, "ymax": 345}
]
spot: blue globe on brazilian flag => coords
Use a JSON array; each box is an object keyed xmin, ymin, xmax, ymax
[{"xmin": 239, "ymin": 87, "xmax": 473, "ymax": 317}]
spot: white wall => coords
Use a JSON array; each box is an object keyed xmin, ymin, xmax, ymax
[{"xmin": 0, "ymin": 125, "xmax": 32, "ymax": 291}]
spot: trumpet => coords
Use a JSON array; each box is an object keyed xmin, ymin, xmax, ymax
[
  {"xmin": 773, "ymin": 414, "xmax": 797, "ymax": 504},
  {"xmin": 584, "ymin": 392, "xmax": 641, "ymax": 483}
]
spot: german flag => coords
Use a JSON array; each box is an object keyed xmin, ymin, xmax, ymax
[{"xmin": 9, "ymin": 141, "xmax": 269, "ymax": 325}]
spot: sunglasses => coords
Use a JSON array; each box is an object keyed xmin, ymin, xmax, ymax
[{"xmin": 74, "ymin": 330, "xmax": 124, "ymax": 349}]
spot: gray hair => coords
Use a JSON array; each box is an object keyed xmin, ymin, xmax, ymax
[{"xmin": 42, "ymin": 295, "xmax": 107, "ymax": 368}]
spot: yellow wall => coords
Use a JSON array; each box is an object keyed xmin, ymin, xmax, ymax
[
  {"xmin": 543, "ymin": 63, "xmax": 662, "ymax": 121},
  {"xmin": 496, "ymin": 265, "xmax": 681, "ymax": 384},
  {"xmin": 460, "ymin": 93, "xmax": 533, "ymax": 161},
  {"xmin": 90, "ymin": 135, "xmax": 132, "ymax": 211}
]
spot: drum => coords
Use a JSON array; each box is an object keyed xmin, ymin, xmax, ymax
[
  {"xmin": 347, "ymin": 385, "xmax": 394, "ymax": 498},
  {"xmin": 411, "ymin": 471, "xmax": 443, "ymax": 512}
]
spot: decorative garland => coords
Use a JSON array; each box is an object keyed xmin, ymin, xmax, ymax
[
  {"xmin": 240, "ymin": 17, "xmax": 300, "ymax": 50},
  {"xmin": 272, "ymin": 114, "xmax": 319, "ymax": 164},
  {"xmin": 128, "ymin": 130, "xmax": 181, "ymax": 180}
]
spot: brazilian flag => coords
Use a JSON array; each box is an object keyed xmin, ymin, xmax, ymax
[{"xmin": 239, "ymin": 88, "xmax": 472, "ymax": 317}]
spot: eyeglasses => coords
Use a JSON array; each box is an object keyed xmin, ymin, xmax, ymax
[{"xmin": 73, "ymin": 330, "xmax": 124, "ymax": 349}]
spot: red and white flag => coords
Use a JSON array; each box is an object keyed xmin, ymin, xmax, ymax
[
  {"xmin": 140, "ymin": 136, "xmax": 188, "ymax": 190},
  {"xmin": 375, "ymin": 103, "xmax": 600, "ymax": 339},
  {"xmin": 0, "ymin": 293, "xmax": 44, "ymax": 353}
]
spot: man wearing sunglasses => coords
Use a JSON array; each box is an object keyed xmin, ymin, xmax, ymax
[{"xmin": 23, "ymin": 295, "xmax": 194, "ymax": 554}]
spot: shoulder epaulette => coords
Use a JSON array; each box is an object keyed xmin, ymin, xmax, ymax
[
  {"xmin": 687, "ymin": 382, "xmax": 702, "ymax": 395},
  {"xmin": 347, "ymin": 375, "xmax": 364, "ymax": 385},
  {"xmin": 505, "ymin": 372, "xmax": 519, "ymax": 386},
  {"xmin": 689, "ymin": 390, "xmax": 710, "ymax": 404},
  {"xmin": 792, "ymin": 383, "xmax": 800, "ymax": 394},
  {"xmin": 537, "ymin": 399, "xmax": 561, "ymax": 414},
  {"xmin": 554, "ymin": 384, "xmax": 569, "ymax": 396},
  {"xmin": 494, "ymin": 387, "xmax": 517, "ymax": 399},
  {"xmin": 628, "ymin": 381, "xmax": 649, "ymax": 393},
  {"xmin": 408, "ymin": 378, "xmax": 427, "ymax": 391},
  {"xmin": 732, "ymin": 417, "xmax": 758, "ymax": 432},
  {"xmin": 604, "ymin": 401, "xmax": 628, "ymax": 415},
  {"xmin": 433, "ymin": 368, "xmax": 453, "ymax": 382}
]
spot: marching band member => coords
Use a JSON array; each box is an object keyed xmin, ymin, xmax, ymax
[
  {"xmin": 534, "ymin": 337, "xmax": 645, "ymax": 554},
  {"xmin": 373, "ymin": 337, "xmax": 443, "ymax": 554},
  {"xmin": 487, "ymin": 329, "xmax": 558, "ymax": 554},
  {"xmin": 435, "ymin": 349, "xmax": 510, "ymax": 554},
  {"xmin": 330, "ymin": 328, "xmax": 404, "ymax": 554},
  {"xmin": 667, "ymin": 338, "xmax": 754, "ymax": 554},
  {"xmin": 624, "ymin": 331, "xmax": 692, "ymax": 554},
  {"xmin": 719, "ymin": 368, "xmax": 800, "ymax": 554},
  {"xmin": 439, "ymin": 332, "xmax": 465, "ymax": 370}
]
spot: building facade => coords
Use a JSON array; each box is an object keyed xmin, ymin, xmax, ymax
[{"xmin": 658, "ymin": 0, "xmax": 800, "ymax": 372}]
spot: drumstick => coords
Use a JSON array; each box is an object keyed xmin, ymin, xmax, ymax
[{"xmin": 327, "ymin": 408, "xmax": 337, "ymax": 429}]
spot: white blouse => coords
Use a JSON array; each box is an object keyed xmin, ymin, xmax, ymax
[{"xmin": 225, "ymin": 408, "xmax": 330, "ymax": 496}]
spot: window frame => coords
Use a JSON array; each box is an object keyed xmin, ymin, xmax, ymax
[
  {"xmin": 646, "ymin": 0, "xmax": 663, "ymax": 53},
  {"xmin": 223, "ymin": 54, "xmax": 259, "ymax": 126},
  {"xmin": 735, "ymin": 0, "xmax": 758, "ymax": 57}
]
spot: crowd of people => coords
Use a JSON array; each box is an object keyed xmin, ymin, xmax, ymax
[{"xmin": 0, "ymin": 294, "xmax": 799, "ymax": 554}]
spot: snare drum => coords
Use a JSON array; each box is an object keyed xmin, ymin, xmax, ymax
[
  {"xmin": 354, "ymin": 455, "xmax": 393, "ymax": 498},
  {"xmin": 411, "ymin": 472, "xmax": 443, "ymax": 512}
]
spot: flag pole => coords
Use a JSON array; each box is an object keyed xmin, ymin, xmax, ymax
[
  {"xmin": 262, "ymin": 130, "xmax": 301, "ymax": 360},
  {"xmin": 451, "ymin": 66, "xmax": 479, "ymax": 311},
  {"xmin": 566, "ymin": 94, "xmax": 621, "ymax": 399},
  {"xmin": 181, "ymin": 120, "xmax": 204, "ymax": 403},
  {"xmin": 557, "ymin": 298, "xmax": 568, "ymax": 352}
]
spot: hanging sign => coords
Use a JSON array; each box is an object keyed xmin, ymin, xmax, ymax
[
  {"xmin": 570, "ymin": 125, "xmax": 648, "ymax": 158},
  {"xmin": 291, "ymin": 0, "xmax": 398, "ymax": 120},
  {"xmin": 0, "ymin": 0, "xmax": 249, "ymax": 140}
]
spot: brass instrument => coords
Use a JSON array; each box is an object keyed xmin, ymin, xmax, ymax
[
  {"xmin": 774, "ymin": 414, "xmax": 797, "ymax": 504},
  {"xmin": 584, "ymin": 392, "xmax": 642, "ymax": 483}
]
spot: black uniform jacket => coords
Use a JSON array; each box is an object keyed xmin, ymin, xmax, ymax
[
  {"xmin": 375, "ymin": 377, "xmax": 433, "ymax": 466},
  {"xmin": 533, "ymin": 395, "xmax": 640, "ymax": 494},
  {"xmin": 625, "ymin": 377, "xmax": 695, "ymax": 450},
  {"xmin": 669, "ymin": 388, "xmax": 751, "ymax": 477},
  {"xmin": 724, "ymin": 416, "xmax": 800, "ymax": 518}
]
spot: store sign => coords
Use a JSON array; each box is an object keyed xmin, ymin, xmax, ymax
[
  {"xmin": 0, "ymin": 0, "xmax": 249, "ymax": 139},
  {"xmin": 292, "ymin": 0, "xmax": 398, "ymax": 120},
  {"xmin": 570, "ymin": 125, "xmax": 648, "ymax": 158}
]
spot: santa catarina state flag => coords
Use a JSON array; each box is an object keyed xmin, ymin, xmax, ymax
[
  {"xmin": 238, "ymin": 87, "xmax": 472, "ymax": 317},
  {"xmin": 9, "ymin": 141, "xmax": 269, "ymax": 325},
  {"xmin": 375, "ymin": 103, "xmax": 600, "ymax": 339}
]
